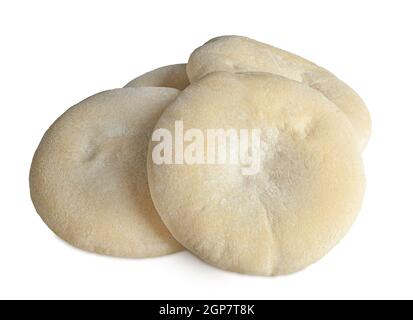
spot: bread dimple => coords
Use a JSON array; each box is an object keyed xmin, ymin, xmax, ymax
[
  {"xmin": 187, "ymin": 36, "xmax": 371, "ymax": 150},
  {"xmin": 147, "ymin": 72, "xmax": 365, "ymax": 275},
  {"xmin": 30, "ymin": 87, "xmax": 183, "ymax": 258}
]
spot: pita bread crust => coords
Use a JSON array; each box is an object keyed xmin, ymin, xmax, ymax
[
  {"xmin": 187, "ymin": 36, "xmax": 371, "ymax": 150},
  {"xmin": 148, "ymin": 72, "xmax": 365, "ymax": 275},
  {"xmin": 30, "ymin": 87, "xmax": 182, "ymax": 257}
]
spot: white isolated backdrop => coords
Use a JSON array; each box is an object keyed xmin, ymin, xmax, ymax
[{"xmin": 0, "ymin": 0, "xmax": 412, "ymax": 300}]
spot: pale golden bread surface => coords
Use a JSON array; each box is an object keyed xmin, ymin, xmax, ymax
[
  {"xmin": 147, "ymin": 72, "xmax": 365, "ymax": 275},
  {"xmin": 30, "ymin": 87, "xmax": 182, "ymax": 258},
  {"xmin": 187, "ymin": 36, "xmax": 371, "ymax": 150},
  {"xmin": 125, "ymin": 64, "xmax": 189, "ymax": 90}
]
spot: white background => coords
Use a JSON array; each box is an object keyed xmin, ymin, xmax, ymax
[{"xmin": 1, "ymin": 0, "xmax": 412, "ymax": 300}]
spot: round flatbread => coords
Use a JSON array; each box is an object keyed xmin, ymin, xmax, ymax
[
  {"xmin": 187, "ymin": 36, "xmax": 371, "ymax": 150},
  {"xmin": 30, "ymin": 87, "xmax": 182, "ymax": 258},
  {"xmin": 147, "ymin": 72, "xmax": 365, "ymax": 275},
  {"xmin": 125, "ymin": 64, "xmax": 189, "ymax": 90}
]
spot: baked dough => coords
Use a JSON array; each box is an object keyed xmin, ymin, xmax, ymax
[
  {"xmin": 187, "ymin": 36, "xmax": 371, "ymax": 150},
  {"xmin": 147, "ymin": 72, "xmax": 365, "ymax": 275},
  {"xmin": 125, "ymin": 64, "xmax": 189, "ymax": 90},
  {"xmin": 30, "ymin": 87, "xmax": 182, "ymax": 258}
]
